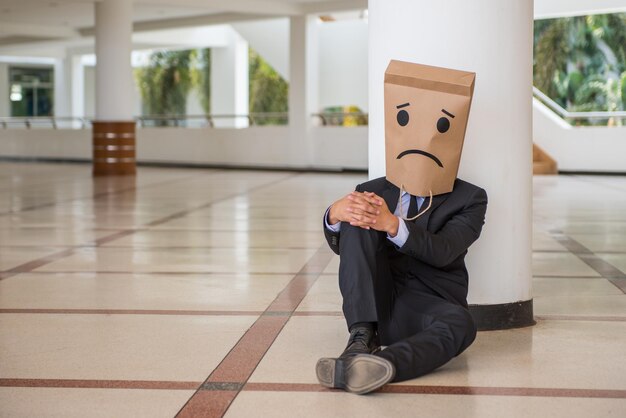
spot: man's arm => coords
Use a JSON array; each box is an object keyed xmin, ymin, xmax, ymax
[
  {"xmin": 398, "ymin": 188, "xmax": 488, "ymax": 268},
  {"xmin": 322, "ymin": 185, "xmax": 383, "ymax": 255},
  {"xmin": 323, "ymin": 207, "xmax": 341, "ymax": 255}
]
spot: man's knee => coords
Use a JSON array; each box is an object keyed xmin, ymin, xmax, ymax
[
  {"xmin": 450, "ymin": 307, "xmax": 477, "ymax": 354},
  {"xmin": 436, "ymin": 306, "xmax": 477, "ymax": 355},
  {"xmin": 340, "ymin": 221, "xmax": 380, "ymax": 237},
  {"xmin": 339, "ymin": 222, "xmax": 385, "ymax": 252}
]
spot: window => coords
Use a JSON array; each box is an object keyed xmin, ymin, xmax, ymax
[{"xmin": 9, "ymin": 66, "xmax": 54, "ymax": 117}]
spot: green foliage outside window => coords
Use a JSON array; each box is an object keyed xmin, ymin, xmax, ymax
[
  {"xmin": 534, "ymin": 13, "xmax": 626, "ymax": 125},
  {"xmin": 191, "ymin": 48, "xmax": 211, "ymax": 114},
  {"xmin": 134, "ymin": 47, "xmax": 288, "ymax": 126},
  {"xmin": 134, "ymin": 50, "xmax": 193, "ymax": 125},
  {"xmin": 249, "ymin": 49, "xmax": 289, "ymax": 125}
]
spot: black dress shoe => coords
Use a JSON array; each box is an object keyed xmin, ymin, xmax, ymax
[
  {"xmin": 316, "ymin": 354, "xmax": 395, "ymax": 395},
  {"xmin": 341, "ymin": 326, "xmax": 380, "ymax": 357}
]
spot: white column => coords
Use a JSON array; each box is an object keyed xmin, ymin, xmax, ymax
[
  {"xmin": 93, "ymin": 0, "xmax": 136, "ymax": 176},
  {"xmin": 71, "ymin": 55, "xmax": 85, "ymax": 121},
  {"xmin": 53, "ymin": 55, "xmax": 72, "ymax": 121},
  {"xmin": 0, "ymin": 63, "xmax": 9, "ymax": 117},
  {"xmin": 369, "ymin": 1, "xmax": 534, "ymax": 323},
  {"xmin": 211, "ymin": 27, "xmax": 249, "ymax": 128},
  {"xmin": 288, "ymin": 15, "xmax": 319, "ymax": 167},
  {"xmin": 95, "ymin": 0, "xmax": 134, "ymax": 121}
]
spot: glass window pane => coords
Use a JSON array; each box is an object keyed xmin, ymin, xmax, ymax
[
  {"xmin": 9, "ymin": 66, "xmax": 53, "ymax": 84},
  {"xmin": 9, "ymin": 66, "xmax": 54, "ymax": 117},
  {"xmin": 11, "ymin": 87, "xmax": 34, "ymax": 117},
  {"xmin": 37, "ymin": 88, "xmax": 54, "ymax": 116}
]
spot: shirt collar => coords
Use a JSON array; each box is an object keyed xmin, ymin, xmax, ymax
[{"xmin": 402, "ymin": 190, "xmax": 425, "ymax": 200}]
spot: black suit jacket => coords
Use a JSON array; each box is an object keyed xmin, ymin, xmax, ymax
[{"xmin": 323, "ymin": 177, "xmax": 488, "ymax": 308}]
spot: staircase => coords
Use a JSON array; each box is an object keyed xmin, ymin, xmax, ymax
[{"xmin": 533, "ymin": 143, "xmax": 558, "ymax": 175}]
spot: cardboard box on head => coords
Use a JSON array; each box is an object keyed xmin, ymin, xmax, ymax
[{"xmin": 385, "ymin": 60, "xmax": 476, "ymax": 197}]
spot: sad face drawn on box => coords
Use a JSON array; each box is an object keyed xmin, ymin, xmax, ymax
[{"xmin": 385, "ymin": 60, "xmax": 476, "ymax": 203}]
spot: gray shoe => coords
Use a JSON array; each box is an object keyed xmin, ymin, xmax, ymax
[{"xmin": 316, "ymin": 354, "xmax": 395, "ymax": 395}]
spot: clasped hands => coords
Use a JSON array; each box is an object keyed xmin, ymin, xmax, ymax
[{"xmin": 328, "ymin": 191, "xmax": 400, "ymax": 237}]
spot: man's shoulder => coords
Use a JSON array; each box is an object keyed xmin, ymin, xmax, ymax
[
  {"xmin": 452, "ymin": 178, "xmax": 488, "ymax": 202},
  {"xmin": 357, "ymin": 176, "xmax": 392, "ymax": 193},
  {"xmin": 356, "ymin": 176, "xmax": 486, "ymax": 200}
]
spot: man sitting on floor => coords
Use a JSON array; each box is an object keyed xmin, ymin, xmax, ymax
[{"xmin": 316, "ymin": 60, "xmax": 488, "ymax": 395}]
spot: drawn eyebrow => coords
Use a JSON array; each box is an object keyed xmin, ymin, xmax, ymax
[
  {"xmin": 442, "ymin": 109, "xmax": 455, "ymax": 118},
  {"xmin": 396, "ymin": 103, "xmax": 410, "ymax": 109}
]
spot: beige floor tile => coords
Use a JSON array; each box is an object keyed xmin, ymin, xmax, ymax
[
  {"xmin": 0, "ymin": 387, "xmax": 193, "ymax": 418},
  {"xmin": 532, "ymin": 232, "xmax": 567, "ymax": 251},
  {"xmin": 401, "ymin": 320, "xmax": 626, "ymax": 389},
  {"xmin": 226, "ymin": 392, "xmax": 626, "ymax": 418},
  {"xmin": 532, "ymin": 277, "xmax": 622, "ymax": 297},
  {"xmin": 596, "ymin": 253, "xmax": 626, "ymax": 274},
  {"xmin": 532, "ymin": 252, "xmax": 600, "ymax": 277},
  {"xmin": 534, "ymin": 294, "xmax": 626, "ymax": 317},
  {"xmin": 152, "ymin": 217, "xmax": 322, "ymax": 232},
  {"xmin": 101, "ymin": 229, "xmax": 324, "ymax": 248},
  {"xmin": 0, "ymin": 228, "xmax": 111, "ymax": 247},
  {"xmin": 34, "ymin": 247, "xmax": 317, "ymax": 274},
  {"xmin": 560, "ymin": 222, "xmax": 626, "ymax": 235},
  {"xmin": 0, "ymin": 273, "xmax": 292, "ymax": 311},
  {"xmin": 322, "ymin": 255, "xmax": 340, "ymax": 275},
  {"xmin": 296, "ymin": 274, "xmax": 342, "ymax": 312},
  {"xmin": 570, "ymin": 234, "xmax": 626, "ymax": 252},
  {"xmin": 0, "ymin": 247, "xmax": 63, "ymax": 270},
  {"xmin": 249, "ymin": 316, "xmax": 346, "ymax": 384},
  {"xmin": 0, "ymin": 313, "xmax": 256, "ymax": 381},
  {"xmin": 0, "ymin": 212, "xmax": 159, "ymax": 230},
  {"xmin": 186, "ymin": 202, "xmax": 331, "ymax": 219},
  {"xmin": 250, "ymin": 316, "xmax": 626, "ymax": 390}
]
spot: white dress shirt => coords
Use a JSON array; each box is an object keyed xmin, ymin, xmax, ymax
[{"xmin": 324, "ymin": 191, "xmax": 424, "ymax": 248}]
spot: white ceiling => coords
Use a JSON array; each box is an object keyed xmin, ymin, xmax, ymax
[
  {"xmin": 0, "ymin": 0, "xmax": 624, "ymax": 49},
  {"xmin": 0, "ymin": 0, "xmax": 364, "ymax": 29},
  {"xmin": 535, "ymin": 0, "xmax": 626, "ymax": 19}
]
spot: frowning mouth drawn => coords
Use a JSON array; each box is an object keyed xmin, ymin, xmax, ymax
[{"xmin": 396, "ymin": 149, "xmax": 443, "ymax": 168}]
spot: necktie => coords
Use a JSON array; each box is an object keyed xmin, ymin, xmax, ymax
[{"xmin": 407, "ymin": 194, "xmax": 418, "ymax": 219}]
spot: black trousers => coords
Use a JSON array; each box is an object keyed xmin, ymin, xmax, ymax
[{"xmin": 338, "ymin": 222, "xmax": 477, "ymax": 382}]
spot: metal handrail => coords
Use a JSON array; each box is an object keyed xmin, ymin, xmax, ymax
[
  {"xmin": 5, "ymin": 96, "xmax": 622, "ymax": 130},
  {"xmin": 312, "ymin": 111, "xmax": 369, "ymax": 126},
  {"xmin": 0, "ymin": 114, "xmax": 292, "ymax": 129},
  {"xmin": 137, "ymin": 113, "xmax": 290, "ymax": 127},
  {"xmin": 532, "ymin": 87, "xmax": 626, "ymax": 120},
  {"xmin": 0, "ymin": 116, "xmax": 88, "ymax": 129}
]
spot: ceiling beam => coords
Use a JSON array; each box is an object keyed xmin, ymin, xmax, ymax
[
  {"xmin": 79, "ymin": 12, "xmax": 281, "ymax": 36},
  {"xmin": 300, "ymin": 0, "xmax": 367, "ymax": 14},
  {"xmin": 535, "ymin": 0, "xmax": 626, "ymax": 19},
  {"xmin": 0, "ymin": 22, "xmax": 80, "ymax": 39},
  {"xmin": 137, "ymin": 0, "xmax": 302, "ymax": 16}
]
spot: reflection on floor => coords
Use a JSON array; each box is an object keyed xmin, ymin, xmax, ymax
[{"xmin": 0, "ymin": 162, "xmax": 625, "ymax": 417}]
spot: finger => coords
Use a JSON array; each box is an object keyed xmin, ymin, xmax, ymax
[
  {"xmin": 362, "ymin": 192, "xmax": 383, "ymax": 206},
  {"xmin": 349, "ymin": 214, "xmax": 376, "ymax": 224},
  {"xmin": 350, "ymin": 195, "xmax": 380, "ymax": 208},
  {"xmin": 368, "ymin": 193, "xmax": 385, "ymax": 206},
  {"xmin": 348, "ymin": 204, "xmax": 380, "ymax": 216},
  {"xmin": 346, "ymin": 193, "xmax": 366, "ymax": 203},
  {"xmin": 349, "ymin": 220, "xmax": 372, "ymax": 229}
]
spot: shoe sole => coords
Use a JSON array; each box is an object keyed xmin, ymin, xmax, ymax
[{"xmin": 316, "ymin": 355, "xmax": 395, "ymax": 395}]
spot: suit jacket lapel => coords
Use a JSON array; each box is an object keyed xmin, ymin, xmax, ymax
[
  {"xmin": 382, "ymin": 181, "xmax": 400, "ymax": 215},
  {"xmin": 413, "ymin": 191, "xmax": 451, "ymax": 229},
  {"xmin": 382, "ymin": 178, "xmax": 452, "ymax": 230}
]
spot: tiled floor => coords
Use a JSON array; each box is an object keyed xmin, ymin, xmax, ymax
[{"xmin": 0, "ymin": 162, "xmax": 625, "ymax": 417}]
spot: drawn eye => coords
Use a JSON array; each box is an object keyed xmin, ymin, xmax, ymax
[
  {"xmin": 437, "ymin": 117, "xmax": 450, "ymax": 133},
  {"xmin": 397, "ymin": 110, "xmax": 409, "ymax": 127}
]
